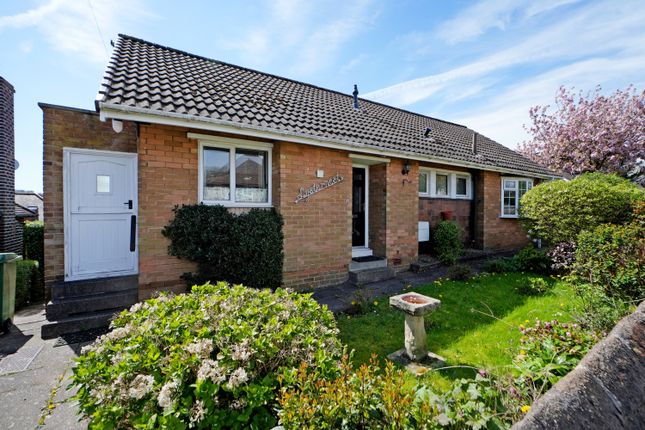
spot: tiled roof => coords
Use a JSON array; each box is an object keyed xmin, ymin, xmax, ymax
[{"xmin": 97, "ymin": 34, "xmax": 555, "ymax": 177}]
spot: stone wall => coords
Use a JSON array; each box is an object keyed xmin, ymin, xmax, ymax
[
  {"xmin": 0, "ymin": 77, "xmax": 21, "ymax": 254},
  {"xmin": 40, "ymin": 105, "xmax": 138, "ymax": 287},
  {"xmin": 512, "ymin": 301, "xmax": 645, "ymax": 430}
]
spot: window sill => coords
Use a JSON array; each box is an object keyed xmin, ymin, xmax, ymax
[
  {"xmin": 201, "ymin": 201, "xmax": 273, "ymax": 208},
  {"xmin": 499, "ymin": 215, "xmax": 519, "ymax": 219}
]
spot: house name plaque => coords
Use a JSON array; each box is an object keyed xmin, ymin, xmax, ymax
[{"xmin": 295, "ymin": 173, "xmax": 344, "ymax": 203}]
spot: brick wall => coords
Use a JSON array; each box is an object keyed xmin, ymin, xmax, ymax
[
  {"xmin": 41, "ymin": 105, "xmax": 137, "ymax": 287},
  {"xmin": 368, "ymin": 163, "xmax": 387, "ymax": 257},
  {"xmin": 277, "ymin": 142, "xmax": 352, "ymax": 289},
  {"xmin": 0, "ymin": 77, "xmax": 20, "ymax": 254},
  {"xmin": 419, "ymin": 198, "xmax": 472, "ymax": 245},
  {"xmin": 385, "ymin": 159, "xmax": 419, "ymax": 270}
]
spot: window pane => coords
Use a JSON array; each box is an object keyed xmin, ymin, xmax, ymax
[
  {"xmin": 503, "ymin": 190, "xmax": 517, "ymax": 215},
  {"xmin": 235, "ymin": 149, "xmax": 268, "ymax": 203},
  {"xmin": 456, "ymin": 177, "xmax": 467, "ymax": 196},
  {"xmin": 504, "ymin": 180, "xmax": 516, "ymax": 190},
  {"xmin": 96, "ymin": 175, "xmax": 110, "ymax": 193},
  {"xmin": 419, "ymin": 173, "xmax": 428, "ymax": 193},
  {"xmin": 203, "ymin": 147, "xmax": 230, "ymax": 201},
  {"xmin": 436, "ymin": 174, "xmax": 448, "ymax": 196}
]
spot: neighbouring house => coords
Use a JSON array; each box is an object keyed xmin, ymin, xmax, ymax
[
  {"xmin": 15, "ymin": 190, "xmax": 43, "ymax": 223},
  {"xmin": 0, "ymin": 76, "xmax": 21, "ymax": 254},
  {"xmin": 40, "ymin": 35, "xmax": 555, "ymax": 336}
]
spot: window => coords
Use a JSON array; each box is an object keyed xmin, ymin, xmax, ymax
[
  {"xmin": 419, "ymin": 172, "xmax": 428, "ymax": 195},
  {"xmin": 96, "ymin": 175, "xmax": 110, "ymax": 193},
  {"xmin": 419, "ymin": 168, "xmax": 472, "ymax": 200},
  {"xmin": 500, "ymin": 178, "xmax": 533, "ymax": 217},
  {"xmin": 435, "ymin": 174, "xmax": 449, "ymax": 196},
  {"xmin": 199, "ymin": 137, "xmax": 272, "ymax": 207}
]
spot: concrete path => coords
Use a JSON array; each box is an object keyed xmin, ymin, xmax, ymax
[{"xmin": 0, "ymin": 305, "xmax": 87, "ymax": 430}]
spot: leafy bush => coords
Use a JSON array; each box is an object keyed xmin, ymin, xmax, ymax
[
  {"xmin": 572, "ymin": 283, "xmax": 633, "ymax": 332},
  {"xmin": 22, "ymin": 221, "xmax": 44, "ymax": 302},
  {"xmin": 520, "ymin": 173, "xmax": 644, "ymax": 244},
  {"xmin": 515, "ymin": 246, "xmax": 552, "ymax": 274},
  {"xmin": 572, "ymin": 222, "xmax": 644, "ymax": 300},
  {"xmin": 433, "ymin": 221, "xmax": 462, "ymax": 265},
  {"xmin": 278, "ymin": 355, "xmax": 509, "ymax": 429},
  {"xmin": 15, "ymin": 260, "xmax": 39, "ymax": 309},
  {"xmin": 446, "ymin": 264, "xmax": 473, "ymax": 281},
  {"xmin": 162, "ymin": 204, "xmax": 284, "ymax": 290},
  {"xmin": 548, "ymin": 242, "xmax": 577, "ymax": 272},
  {"xmin": 482, "ymin": 257, "xmax": 518, "ymax": 273},
  {"xmin": 72, "ymin": 282, "xmax": 342, "ymax": 429},
  {"xmin": 517, "ymin": 277, "xmax": 552, "ymax": 296}
]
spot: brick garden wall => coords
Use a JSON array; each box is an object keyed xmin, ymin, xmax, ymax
[
  {"xmin": 0, "ymin": 77, "xmax": 21, "ymax": 254},
  {"xmin": 40, "ymin": 105, "xmax": 137, "ymax": 287}
]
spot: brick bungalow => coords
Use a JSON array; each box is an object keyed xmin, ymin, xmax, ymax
[{"xmin": 40, "ymin": 35, "xmax": 554, "ymax": 335}]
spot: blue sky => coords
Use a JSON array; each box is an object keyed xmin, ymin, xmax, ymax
[{"xmin": 1, "ymin": 0, "xmax": 643, "ymax": 192}]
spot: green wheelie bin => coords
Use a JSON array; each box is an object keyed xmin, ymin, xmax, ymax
[{"xmin": 0, "ymin": 253, "xmax": 21, "ymax": 333}]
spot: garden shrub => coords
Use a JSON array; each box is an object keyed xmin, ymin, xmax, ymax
[
  {"xmin": 572, "ymin": 283, "xmax": 632, "ymax": 332},
  {"xmin": 446, "ymin": 263, "xmax": 473, "ymax": 281},
  {"xmin": 517, "ymin": 277, "xmax": 552, "ymax": 296},
  {"xmin": 515, "ymin": 246, "xmax": 552, "ymax": 274},
  {"xmin": 72, "ymin": 282, "xmax": 342, "ymax": 429},
  {"xmin": 433, "ymin": 221, "xmax": 462, "ymax": 265},
  {"xmin": 482, "ymin": 257, "xmax": 518, "ymax": 273},
  {"xmin": 278, "ymin": 355, "xmax": 509, "ymax": 429},
  {"xmin": 15, "ymin": 260, "xmax": 39, "ymax": 309},
  {"xmin": 520, "ymin": 173, "xmax": 644, "ymax": 244},
  {"xmin": 162, "ymin": 204, "xmax": 284, "ymax": 290},
  {"xmin": 572, "ymin": 222, "xmax": 644, "ymax": 300},
  {"xmin": 22, "ymin": 221, "xmax": 44, "ymax": 302},
  {"xmin": 548, "ymin": 242, "xmax": 577, "ymax": 272}
]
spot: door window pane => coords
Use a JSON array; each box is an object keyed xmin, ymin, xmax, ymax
[
  {"xmin": 419, "ymin": 172, "xmax": 428, "ymax": 194},
  {"xmin": 203, "ymin": 147, "xmax": 230, "ymax": 201},
  {"xmin": 436, "ymin": 174, "xmax": 448, "ymax": 196},
  {"xmin": 96, "ymin": 175, "xmax": 110, "ymax": 193},
  {"xmin": 456, "ymin": 176, "xmax": 467, "ymax": 196},
  {"xmin": 235, "ymin": 149, "xmax": 268, "ymax": 203}
]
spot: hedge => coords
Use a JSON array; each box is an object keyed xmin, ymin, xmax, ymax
[
  {"xmin": 23, "ymin": 221, "xmax": 44, "ymax": 302},
  {"xmin": 162, "ymin": 204, "xmax": 284, "ymax": 289},
  {"xmin": 15, "ymin": 260, "xmax": 40, "ymax": 310}
]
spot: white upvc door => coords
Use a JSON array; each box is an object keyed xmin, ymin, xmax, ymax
[{"xmin": 64, "ymin": 148, "xmax": 138, "ymax": 281}]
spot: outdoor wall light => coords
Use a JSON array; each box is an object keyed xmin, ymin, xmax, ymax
[{"xmin": 402, "ymin": 160, "xmax": 411, "ymax": 176}]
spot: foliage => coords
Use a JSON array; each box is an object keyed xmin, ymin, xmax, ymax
[
  {"xmin": 515, "ymin": 246, "xmax": 552, "ymax": 274},
  {"xmin": 482, "ymin": 257, "xmax": 518, "ymax": 273},
  {"xmin": 446, "ymin": 264, "xmax": 473, "ymax": 281},
  {"xmin": 433, "ymin": 221, "xmax": 462, "ymax": 265},
  {"xmin": 517, "ymin": 277, "xmax": 552, "ymax": 296},
  {"xmin": 548, "ymin": 242, "xmax": 577, "ymax": 272},
  {"xmin": 571, "ymin": 283, "xmax": 632, "ymax": 332},
  {"xmin": 347, "ymin": 287, "xmax": 380, "ymax": 316},
  {"xmin": 520, "ymin": 173, "xmax": 644, "ymax": 244},
  {"xmin": 278, "ymin": 355, "xmax": 509, "ymax": 430},
  {"xmin": 22, "ymin": 221, "xmax": 44, "ymax": 302},
  {"xmin": 15, "ymin": 260, "xmax": 40, "ymax": 310},
  {"xmin": 72, "ymin": 282, "xmax": 342, "ymax": 429},
  {"xmin": 572, "ymin": 223, "xmax": 644, "ymax": 300},
  {"xmin": 162, "ymin": 204, "xmax": 284, "ymax": 290},
  {"xmin": 519, "ymin": 85, "xmax": 645, "ymax": 183}
]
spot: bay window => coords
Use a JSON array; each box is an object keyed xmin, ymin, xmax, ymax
[{"xmin": 501, "ymin": 178, "xmax": 533, "ymax": 218}]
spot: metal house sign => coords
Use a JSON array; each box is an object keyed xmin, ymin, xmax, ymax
[{"xmin": 295, "ymin": 173, "xmax": 344, "ymax": 203}]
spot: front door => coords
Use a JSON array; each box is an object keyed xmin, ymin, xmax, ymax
[
  {"xmin": 65, "ymin": 149, "xmax": 138, "ymax": 281},
  {"xmin": 352, "ymin": 166, "xmax": 367, "ymax": 247}
]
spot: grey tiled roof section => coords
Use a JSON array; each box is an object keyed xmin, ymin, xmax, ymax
[{"xmin": 97, "ymin": 35, "xmax": 554, "ymax": 177}]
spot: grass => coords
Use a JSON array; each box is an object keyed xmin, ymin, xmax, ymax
[{"xmin": 337, "ymin": 273, "xmax": 579, "ymax": 388}]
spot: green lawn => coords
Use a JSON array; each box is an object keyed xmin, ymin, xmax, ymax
[{"xmin": 337, "ymin": 273, "xmax": 579, "ymax": 387}]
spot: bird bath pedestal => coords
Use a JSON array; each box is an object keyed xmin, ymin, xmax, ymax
[{"xmin": 388, "ymin": 292, "xmax": 445, "ymax": 375}]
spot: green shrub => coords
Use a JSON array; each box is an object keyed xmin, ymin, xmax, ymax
[
  {"xmin": 23, "ymin": 221, "xmax": 44, "ymax": 302},
  {"xmin": 278, "ymin": 355, "xmax": 509, "ymax": 429},
  {"xmin": 572, "ymin": 283, "xmax": 632, "ymax": 332},
  {"xmin": 482, "ymin": 257, "xmax": 518, "ymax": 273},
  {"xmin": 15, "ymin": 260, "xmax": 39, "ymax": 309},
  {"xmin": 515, "ymin": 246, "xmax": 552, "ymax": 274},
  {"xmin": 446, "ymin": 263, "xmax": 473, "ymax": 281},
  {"xmin": 517, "ymin": 277, "xmax": 552, "ymax": 296},
  {"xmin": 433, "ymin": 221, "xmax": 462, "ymax": 265},
  {"xmin": 520, "ymin": 173, "xmax": 644, "ymax": 244},
  {"xmin": 72, "ymin": 282, "xmax": 341, "ymax": 429},
  {"xmin": 162, "ymin": 204, "xmax": 284, "ymax": 290},
  {"xmin": 572, "ymin": 223, "xmax": 644, "ymax": 300}
]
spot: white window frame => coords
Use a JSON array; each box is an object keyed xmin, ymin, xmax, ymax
[
  {"xmin": 500, "ymin": 177, "xmax": 533, "ymax": 218},
  {"xmin": 197, "ymin": 136, "xmax": 273, "ymax": 208},
  {"xmin": 418, "ymin": 171, "xmax": 430, "ymax": 196},
  {"xmin": 419, "ymin": 168, "xmax": 472, "ymax": 200}
]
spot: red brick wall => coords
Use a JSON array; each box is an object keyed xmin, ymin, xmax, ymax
[
  {"xmin": 368, "ymin": 164, "xmax": 387, "ymax": 257},
  {"xmin": 276, "ymin": 142, "xmax": 352, "ymax": 289},
  {"xmin": 419, "ymin": 198, "xmax": 472, "ymax": 244},
  {"xmin": 41, "ymin": 105, "xmax": 137, "ymax": 288},
  {"xmin": 385, "ymin": 159, "xmax": 419, "ymax": 270}
]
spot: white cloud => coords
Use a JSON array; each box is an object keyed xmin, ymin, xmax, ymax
[
  {"xmin": 340, "ymin": 53, "xmax": 368, "ymax": 74},
  {"xmin": 0, "ymin": 0, "xmax": 153, "ymax": 63}
]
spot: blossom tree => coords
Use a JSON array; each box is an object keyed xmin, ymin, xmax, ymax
[{"xmin": 519, "ymin": 85, "xmax": 645, "ymax": 181}]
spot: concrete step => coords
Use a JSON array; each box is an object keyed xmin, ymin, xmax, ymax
[
  {"xmin": 50, "ymin": 275, "xmax": 138, "ymax": 300},
  {"xmin": 349, "ymin": 256, "xmax": 387, "ymax": 271},
  {"xmin": 410, "ymin": 260, "xmax": 440, "ymax": 273},
  {"xmin": 349, "ymin": 266, "xmax": 395, "ymax": 285},
  {"xmin": 41, "ymin": 308, "xmax": 124, "ymax": 339},
  {"xmin": 46, "ymin": 289, "xmax": 138, "ymax": 321}
]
